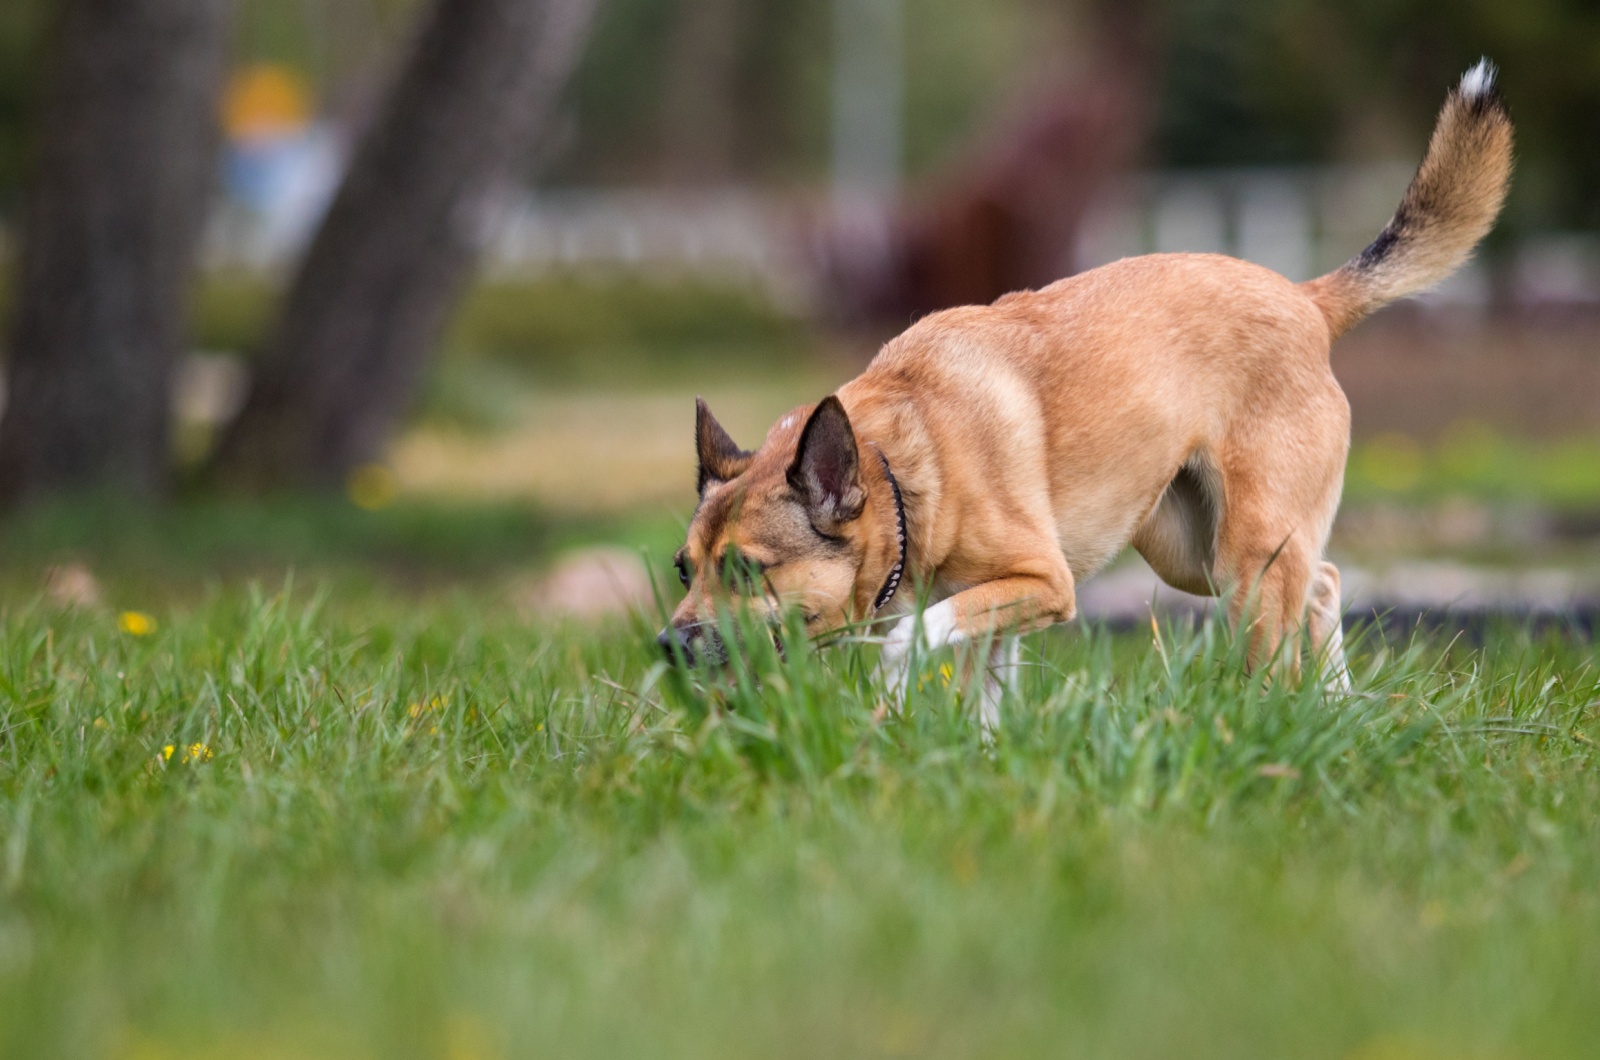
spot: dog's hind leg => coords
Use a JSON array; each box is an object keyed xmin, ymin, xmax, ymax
[
  {"xmin": 1307, "ymin": 560, "xmax": 1351, "ymax": 691},
  {"xmin": 1211, "ymin": 396, "xmax": 1348, "ymax": 679},
  {"xmin": 1200, "ymin": 360, "xmax": 1350, "ymax": 679},
  {"xmin": 1219, "ymin": 534, "xmax": 1316, "ymax": 680}
]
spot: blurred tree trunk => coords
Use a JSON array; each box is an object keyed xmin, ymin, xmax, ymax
[
  {"xmin": 0, "ymin": 0, "xmax": 234, "ymax": 504},
  {"xmin": 209, "ymin": 0, "xmax": 597, "ymax": 492}
]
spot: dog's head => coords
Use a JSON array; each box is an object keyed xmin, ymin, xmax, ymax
[{"xmin": 657, "ymin": 395, "xmax": 894, "ymax": 666}]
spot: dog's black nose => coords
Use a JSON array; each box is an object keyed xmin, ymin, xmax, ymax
[{"xmin": 657, "ymin": 626, "xmax": 695, "ymax": 667}]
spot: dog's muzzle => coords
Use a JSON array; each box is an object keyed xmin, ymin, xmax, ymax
[
  {"xmin": 656, "ymin": 625, "xmax": 698, "ymax": 667},
  {"xmin": 658, "ymin": 623, "xmax": 732, "ymax": 668}
]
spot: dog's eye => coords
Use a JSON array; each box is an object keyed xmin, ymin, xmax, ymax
[
  {"xmin": 674, "ymin": 554, "xmax": 691, "ymax": 588},
  {"xmin": 718, "ymin": 548, "xmax": 766, "ymax": 594}
]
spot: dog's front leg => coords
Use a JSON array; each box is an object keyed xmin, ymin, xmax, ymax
[{"xmin": 877, "ymin": 572, "xmax": 1075, "ymax": 731}]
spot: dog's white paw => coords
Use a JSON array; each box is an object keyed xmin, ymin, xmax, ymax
[
  {"xmin": 883, "ymin": 601, "xmax": 962, "ymax": 656},
  {"xmin": 919, "ymin": 601, "xmax": 963, "ymax": 651},
  {"xmin": 877, "ymin": 614, "xmax": 917, "ymax": 691},
  {"xmin": 877, "ymin": 601, "xmax": 964, "ymax": 692}
]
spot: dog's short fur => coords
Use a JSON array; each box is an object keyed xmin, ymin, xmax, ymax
[{"xmin": 661, "ymin": 62, "xmax": 1513, "ymax": 714}]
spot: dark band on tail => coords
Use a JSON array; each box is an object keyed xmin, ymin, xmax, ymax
[{"xmin": 1303, "ymin": 59, "xmax": 1513, "ymax": 338}]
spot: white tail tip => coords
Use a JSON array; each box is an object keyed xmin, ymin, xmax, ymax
[{"xmin": 1460, "ymin": 58, "xmax": 1497, "ymax": 100}]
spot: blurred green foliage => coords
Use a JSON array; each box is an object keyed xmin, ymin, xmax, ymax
[
  {"xmin": 231, "ymin": 0, "xmax": 421, "ymax": 99},
  {"xmin": 558, "ymin": 0, "xmax": 1600, "ymax": 235},
  {"xmin": 0, "ymin": 496, "xmax": 560, "ymax": 597},
  {"xmin": 0, "ymin": 0, "xmax": 46, "ymax": 215},
  {"xmin": 189, "ymin": 268, "xmax": 279, "ymax": 355},
  {"xmin": 447, "ymin": 276, "xmax": 806, "ymax": 372},
  {"xmin": 1156, "ymin": 0, "xmax": 1600, "ymax": 231},
  {"xmin": 2, "ymin": 1, "xmax": 1597, "ymax": 229},
  {"xmin": 188, "ymin": 271, "xmax": 813, "ymax": 386},
  {"xmin": 560, "ymin": 0, "xmax": 1032, "ymax": 184},
  {"xmin": 1346, "ymin": 425, "xmax": 1600, "ymax": 510}
]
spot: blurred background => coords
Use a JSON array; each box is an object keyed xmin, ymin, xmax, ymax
[{"xmin": 1, "ymin": 0, "xmax": 1599, "ymax": 622}]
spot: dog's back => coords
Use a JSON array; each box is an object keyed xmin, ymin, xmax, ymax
[{"xmin": 852, "ymin": 62, "xmax": 1513, "ymax": 576}]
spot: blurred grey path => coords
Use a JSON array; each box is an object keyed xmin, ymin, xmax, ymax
[
  {"xmin": 1078, "ymin": 558, "xmax": 1600, "ymax": 630},
  {"xmin": 516, "ymin": 547, "xmax": 1600, "ymax": 630}
]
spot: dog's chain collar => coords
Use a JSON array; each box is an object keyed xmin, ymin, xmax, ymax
[{"xmin": 871, "ymin": 449, "xmax": 907, "ymax": 613}]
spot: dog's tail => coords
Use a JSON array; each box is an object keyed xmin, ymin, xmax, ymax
[{"xmin": 1301, "ymin": 60, "xmax": 1513, "ymax": 339}]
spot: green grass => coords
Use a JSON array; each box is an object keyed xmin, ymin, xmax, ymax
[
  {"xmin": 1, "ymin": 570, "xmax": 1596, "ymax": 1059},
  {"xmin": 0, "ymin": 496, "xmax": 688, "ymax": 607}
]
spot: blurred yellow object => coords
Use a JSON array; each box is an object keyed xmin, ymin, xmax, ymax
[
  {"xmin": 408, "ymin": 695, "xmax": 448, "ymax": 720},
  {"xmin": 917, "ymin": 662, "xmax": 956, "ymax": 692},
  {"xmin": 117, "ymin": 611, "xmax": 156, "ymax": 636},
  {"xmin": 348, "ymin": 463, "xmax": 400, "ymax": 511},
  {"xmin": 224, "ymin": 64, "xmax": 312, "ymax": 140}
]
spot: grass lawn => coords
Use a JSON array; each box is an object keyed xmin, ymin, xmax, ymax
[{"xmin": 0, "ymin": 505, "xmax": 1596, "ymax": 1059}]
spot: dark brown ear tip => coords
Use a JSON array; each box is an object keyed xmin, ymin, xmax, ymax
[
  {"xmin": 802, "ymin": 394, "xmax": 853, "ymax": 436},
  {"xmin": 695, "ymin": 396, "xmax": 752, "ymax": 495}
]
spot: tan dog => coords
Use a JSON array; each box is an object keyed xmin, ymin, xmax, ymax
[{"xmin": 660, "ymin": 62, "xmax": 1513, "ymax": 723}]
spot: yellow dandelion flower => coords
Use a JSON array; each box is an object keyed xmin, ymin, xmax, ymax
[
  {"xmin": 118, "ymin": 611, "xmax": 156, "ymax": 636},
  {"xmin": 408, "ymin": 694, "xmax": 447, "ymax": 719},
  {"xmin": 161, "ymin": 745, "xmax": 175, "ymax": 761},
  {"xmin": 182, "ymin": 743, "xmax": 213, "ymax": 763},
  {"xmin": 916, "ymin": 662, "xmax": 958, "ymax": 692},
  {"xmin": 347, "ymin": 463, "xmax": 399, "ymax": 511}
]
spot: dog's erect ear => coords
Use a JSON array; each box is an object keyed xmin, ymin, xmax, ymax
[
  {"xmin": 696, "ymin": 397, "xmax": 752, "ymax": 495},
  {"xmin": 787, "ymin": 396, "xmax": 865, "ymax": 533}
]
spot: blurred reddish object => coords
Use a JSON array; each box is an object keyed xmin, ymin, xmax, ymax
[{"xmin": 822, "ymin": 44, "xmax": 1148, "ymax": 334}]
